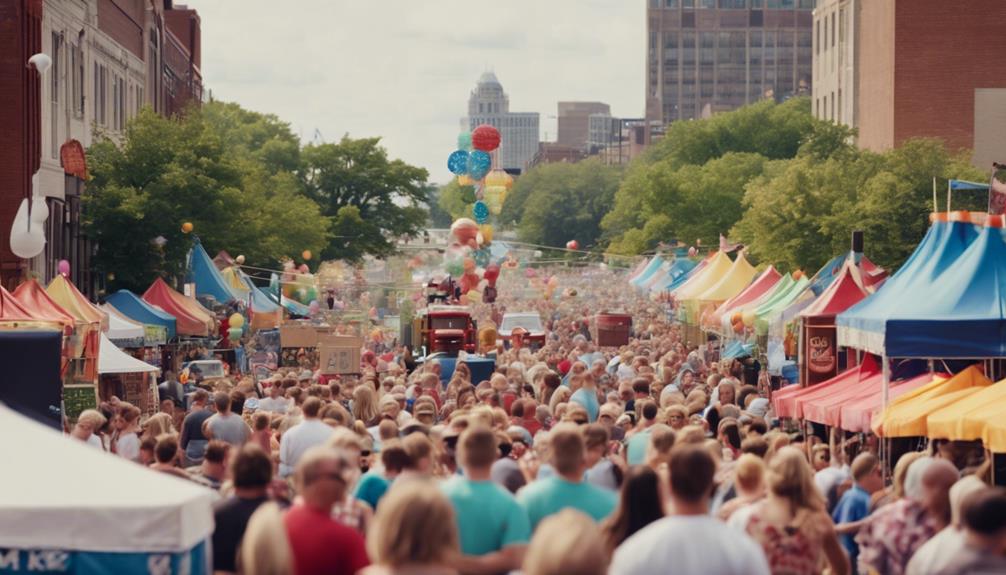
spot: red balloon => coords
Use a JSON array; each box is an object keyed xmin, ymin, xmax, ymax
[
  {"xmin": 471, "ymin": 124, "xmax": 501, "ymax": 152},
  {"xmin": 566, "ymin": 240, "xmax": 579, "ymax": 250},
  {"xmin": 483, "ymin": 263, "xmax": 501, "ymax": 287}
]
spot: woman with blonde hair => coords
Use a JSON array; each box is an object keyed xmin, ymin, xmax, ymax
[
  {"xmin": 524, "ymin": 509, "xmax": 607, "ymax": 575},
  {"xmin": 364, "ymin": 480, "xmax": 459, "ymax": 575},
  {"xmin": 352, "ymin": 385, "xmax": 381, "ymax": 427},
  {"xmin": 735, "ymin": 446, "xmax": 849, "ymax": 575},
  {"xmin": 142, "ymin": 412, "xmax": 176, "ymax": 441},
  {"xmin": 548, "ymin": 386, "xmax": 571, "ymax": 415},
  {"xmin": 238, "ymin": 502, "xmax": 293, "ymax": 575}
]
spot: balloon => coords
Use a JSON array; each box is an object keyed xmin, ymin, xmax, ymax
[
  {"xmin": 450, "ymin": 218, "xmax": 479, "ymax": 247},
  {"xmin": 457, "ymin": 174, "xmax": 475, "ymax": 186},
  {"xmin": 733, "ymin": 320, "xmax": 744, "ymax": 335},
  {"xmin": 793, "ymin": 270, "xmax": 805, "ymax": 280},
  {"xmin": 181, "ymin": 222, "xmax": 193, "ymax": 233},
  {"xmin": 463, "ymin": 257, "xmax": 476, "ymax": 273},
  {"xmin": 742, "ymin": 311, "xmax": 756, "ymax": 328},
  {"xmin": 548, "ymin": 275, "xmax": 559, "ymax": 288},
  {"xmin": 483, "ymin": 185, "xmax": 507, "ymax": 215},
  {"xmin": 302, "ymin": 250, "xmax": 312, "ymax": 261},
  {"xmin": 473, "ymin": 248, "xmax": 490, "ymax": 268},
  {"xmin": 229, "ymin": 313, "xmax": 246, "ymax": 328},
  {"xmin": 28, "ymin": 53, "xmax": 52, "ymax": 74},
  {"xmin": 485, "ymin": 169, "xmax": 513, "ymax": 189},
  {"xmin": 9, "ymin": 200, "xmax": 45, "ymax": 258},
  {"xmin": 566, "ymin": 240, "xmax": 579, "ymax": 250},
  {"xmin": 457, "ymin": 132, "xmax": 473, "ymax": 151},
  {"xmin": 57, "ymin": 259, "xmax": 70, "ymax": 276},
  {"xmin": 228, "ymin": 327, "xmax": 243, "ymax": 342},
  {"xmin": 525, "ymin": 268, "xmax": 537, "ymax": 279},
  {"xmin": 476, "ymin": 232, "xmax": 485, "ymax": 246},
  {"xmin": 730, "ymin": 311, "xmax": 743, "ymax": 325},
  {"xmin": 308, "ymin": 300, "xmax": 320, "ymax": 314},
  {"xmin": 30, "ymin": 195, "xmax": 48, "ymax": 226},
  {"xmin": 467, "ymin": 150, "xmax": 492, "ymax": 180},
  {"xmin": 471, "ymin": 124, "xmax": 501, "ymax": 152},
  {"xmin": 467, "ymin": 290, "xmax": 483, "ymax": 304},
  {"xmin": 479, "ymin": 224, "xmax": 493, "ymax": 245},
  {"xmin": 688, "ymin": 246, "xmax": 697, "ymax": 257},
  {"xmin": 484, "ymin": 263, "xmax": 501, "ymax": 286},
  {"xmin": 472, "ymin": 201, "xmax": 489, "ymax": 224},
  {"xmin": 236, "ymin": 255, "xmax": 246, "ymax": 265},
  {"xmin": 447, "ymin": 150, "xmax": 470, "ymax": 175},
  {"xmin": 445, "ymin": 260, "xmax": 465, "ymax": 277}
]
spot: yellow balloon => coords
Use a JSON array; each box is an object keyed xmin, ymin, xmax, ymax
[
  {"xmin": 229, "ymin": 313, "xmax": 245, "ymax": 328},
  {"xmin": 302, "ymin": 250, "xmax": 312, "ymax": 261},
  {"xmin": 742, "ymin": 310, "xmax": 756, "ymax": 328},
  {"xmin": 479, "ymin": 224, "xmax": 493, "ymax": 244},
  {"xmin": 467, "ymin": 290, "xmax": 483, "ymax": 304},
  {"xmin": 457, "ymin": 175, "xmax": 475, "ymax": 186}
]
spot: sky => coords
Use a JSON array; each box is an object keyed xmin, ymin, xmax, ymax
[{"xmin": 183, "ymin": 0, "xmax": 644, "ymax": 184}]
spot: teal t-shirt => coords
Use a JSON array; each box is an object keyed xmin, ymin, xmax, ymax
[
  {"xmin": 516, "ymin": 476, "xmax": 617, "ymax": 530},
  {"xmin": 625, "ymin": 430, "xmax": 651, "ymax": 466},
  {"xmin": 353, "ymin": 471, "xmax": 390, "ymax": 510},
  {"xmin": 441, "ymin": 476, "xmax": 531, "ymax": 556}
]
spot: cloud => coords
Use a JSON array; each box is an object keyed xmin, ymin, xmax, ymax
[{"xmin": 183, "ymin": 0, "xmax": 643, "ymax": 183}]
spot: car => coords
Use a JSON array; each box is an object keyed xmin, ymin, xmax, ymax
[
  {"xmin": 181, "ymin": 359, "xmax": 227, "ymax": 384},
  {"xmin": 498, "ymin": 312, "xmax": 546, "ymax": 349}
]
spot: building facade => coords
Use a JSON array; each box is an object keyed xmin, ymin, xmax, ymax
[
  {"xmin": 646, "ymin": 0, "xmax": 814, "ymax": 127},
  {"xmin": 0, "ymin": 0, "xmax": 202, "ymax": 292},
  {"xmin": 851, "ymin": 0, "xmax": 1006, "ymax": 169},
  {"xmin": 462, "ymin": 72, "xmax": 540, "ymax": 174},
  {"xmin": 557, "ymin": 101, "xmax": 610, "ymax": 149},
  {"xmin": 810, "ymin": 0, "xmax": 855, "ymax": 126}
]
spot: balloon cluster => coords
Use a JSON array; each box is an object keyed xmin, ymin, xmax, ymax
[
  {"xmin": 281, "ymin": 260, "xmax": 319, "ymax": 305},
  {"xmin": 227, "ymin": 313, "xmax": 245, "ymax": 345}
]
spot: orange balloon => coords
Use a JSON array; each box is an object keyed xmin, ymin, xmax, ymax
[
  {"xmin": 181, "ymin": 222, "xmax": 193, "ymax": 233},
  {"xmin": 302, "ymin": 250, "xmax": 312, "ymax": 261}
]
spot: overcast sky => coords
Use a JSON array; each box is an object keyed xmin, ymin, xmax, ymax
[{"xmin": 183, "ymin": 0, "xmax": 644, "ymax": 183}]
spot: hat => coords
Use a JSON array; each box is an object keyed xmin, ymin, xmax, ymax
[
  {"xmin": 401, "ymin": 420, "xmax": 429, "ymax": 436},
  {"xmin": 414, "ymin": 402, "xmax": 437, "ymax": 417},
  {"xmin": 558, "ymin": 359, "xmax": 572, "ymax": 375},
  {"xmin": 298, "ymin": 369, "xmax": 313, "ymax": 381},
  {"xmin": 599, "ymin": 403, "xmax": 622, "ymax": 420}
]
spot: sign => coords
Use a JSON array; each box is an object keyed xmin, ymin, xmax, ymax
[
  {"xmin": 143, "ymin": 325, "xmax": 167, "ymax": 346},
  {"xmin": 280, "ymin": 325, "xmax": 319, "ymax": 348},
  {"xmin": 807, "ymin": 329, "xmax": 836, "ymax": 375},
  {"xmin": 59, "ymin": 139, "xmax": 87, "ymax": 179},
  {"xmin": 62, "ymin": 385, "xmax": 98, "ymax": 421},
  {"xmin": 318, "ymin": 335, "xmax": 363, "ymax": 375}
]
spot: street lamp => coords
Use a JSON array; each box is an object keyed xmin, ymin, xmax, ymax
[{"xmin": 9, "ymin": 53, "xmax": 52, "ymax": 259}]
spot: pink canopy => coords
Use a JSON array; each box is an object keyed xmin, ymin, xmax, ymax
[
  {"xmin": 773, "ymin": 356, "xmax": 879, "ymax": 420},
  {"xmin": 839, "ymin": 374, "xmax": 940, "ymax": 432}
]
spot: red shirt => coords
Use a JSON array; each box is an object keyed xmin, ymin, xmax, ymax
[{"xmin": 284, "ymin": 504, "xmax": 370, "ymax": 575}]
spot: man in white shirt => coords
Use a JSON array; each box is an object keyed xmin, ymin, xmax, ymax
[
  {"xmin": 610, "ymin": 444, "xmax": 770, "ymax": 575},
  {"xmin": 279, "ymin": 397, "xmax": 334, "ymax": 478},
  {"xmin": 257, "ymin": 381, "xmax": 289, "ymax": 414}
]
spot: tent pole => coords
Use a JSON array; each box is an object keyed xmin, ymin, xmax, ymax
[{"xmin": 881, "ymin": 353, "xmax": 890, "ymax": 482}]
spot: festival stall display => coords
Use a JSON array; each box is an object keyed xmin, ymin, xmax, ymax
[
  {"xmin": 188, "ymin": 239, "xmax": 239, "ymax": 306},
  {"xmin": 101, "ymin": 304, "xmax": 145, "ymax": 348},
  {"xmin": 0, "ymin": 404, "xmax": 214, "ymax": 572},
  {"xmin": 872, "ymin": 365, "xmax": 991, "ymax": 437},
  {"xmin": 106, "ymin": 290, "xmax": 177, "ymax": 342},
  {"xmin": 45, "ymin": 275, "xmax": 107, "ymax": 410},
  {"xmin": 925, "ymin": 378, "xmax": 1006, "ymax": 444},
  {"xmin": 97, "ymin": 332, "xmax": 161, "ymax": 415},
  {"xmin": 143, "ymin": 278, "xmax": 215, "ymax": 338},
  {"xmin": 706, "ymin": 265, "xmax": 781, "ymax": 332},
  {"xmin": 686, "ymin": 251, "xmax": 757, "ymax": 325},
  {"xmin": 101, "ymin": 302, "xmax": 166, "ymax": 372}
]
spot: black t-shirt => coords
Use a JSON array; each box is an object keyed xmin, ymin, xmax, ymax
[
  {"xmin": 212, "ymin": 496, "xmax": 268, "ymax": 572},
  {"xmin": 180, "ymin": 408, "xmax": 212, "ymax": 448}
]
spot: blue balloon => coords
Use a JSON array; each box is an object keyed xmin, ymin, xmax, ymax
[
  {"xmin": 468, "ymin": 150, "xmax": 491, "ymax": 180},
  {"xmin": 447, "ymin": 150, "xmax": 469, "ymax": 175},
  {"xmin": 472, "ymin": 201, "xmax": 489, "ymax": 224}
]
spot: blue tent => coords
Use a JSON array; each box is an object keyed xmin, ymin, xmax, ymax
[
  {"xmin": 807, "ymin": 253, "xmax": 845, "ymax": 296},
  {"xmin": 837, "ymin": 218, "xmax": 984, "ymax": 356},
  {"xmin": 630, "ymin": 256, "xmax": 664, "ymax": 287},
  {"xmin": 187, "ymin": 240, "xmax": 238, "ymax": 304},
  {"xmin": 651, "ymin": 258, "xmax": 698, "ymax": 292},
  {"xmin": 239, "ymin": 275, "xmax": 282, "ymax": 314},
  {"xmin": 665, "ymin": 258, "xmax": 704, "ymax": 292},
  {"xmin": 106, "ymin": 290, "xmax": 177, "ymax": 340},
  {"xmin": 722, "ymin": 340, "xmax": 755, "ymax": 360}
]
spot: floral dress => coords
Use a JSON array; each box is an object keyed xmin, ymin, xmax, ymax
[{"xmin": 744, "ymin": 504, "xmax": 824, "ymax": 575}]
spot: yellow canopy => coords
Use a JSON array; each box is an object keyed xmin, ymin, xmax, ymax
[
  {"xmin": 873, "ymin": 365, "xmax": 991, "ymax": 437},
  {"xmin": 672, "ymin": 251, "xmax": 733, "ymax": 300},
  {"xmin": 220, "ymin": 266, "xmax": 251, "ymax": 296},
  {"xmin": 46, "ymin": 275, "xmax": 108, "ymax": 331},
  {"xmin": 685, "ymin": 252, "xmax": 757, "ymax": 324},
  {"xmin": 926, "ymin": 379, "xmax": 1006, "ymax": 442}
]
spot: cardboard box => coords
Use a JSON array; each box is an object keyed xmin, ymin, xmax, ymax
[
  {"xmin": 319, "ymin": 335, "xmax": 364, "ymax": 375},
  {"xmin": 595, "ymin": 313, "xmax": 632, "ymax": 347},
  {"xmin": 280, "ymin": 325, "xmax": 319, "ymax": 348}
]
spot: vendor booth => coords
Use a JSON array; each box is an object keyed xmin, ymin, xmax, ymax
[
  {"xmin": 97, "ymin": 332, "xmax": 161, "ymax": 416},
  {"xmin": 0, "ymin": 404, "xmax": 213, "ymax": 573},
  {"xmin": 143, "ymin": 278, "xmax": 215, "ymax": 338},
  {"xmin": 105, "ymin": 290, "xmax": 177, "ymax": 342}
]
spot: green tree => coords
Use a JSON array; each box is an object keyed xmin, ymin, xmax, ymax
[
  {"xmin": 300, "ymin": 136, "xmax": 430, "ymax": 260},
  {"xmin": 435, "ymin": 179, "xmax": 476, "ymax": 222},
  {"xmin": 426, "ymin": 185, "xmax": 454, "ymax": 228}
]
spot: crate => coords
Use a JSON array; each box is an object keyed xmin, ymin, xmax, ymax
[{"xmin": 595, "ymin": 313, "xmax": 632, "ymax": 347}]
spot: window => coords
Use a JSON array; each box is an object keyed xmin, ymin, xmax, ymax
[
  {"xmin": 682, "ymin": 0, "xmax": 695, "ymax": 7},
  {"xmin": 700, "ymin": 32, "xmax": 715, "ymax": 65},
  {"xmin": 51, "ymin": 32, "xmax": 61, "ymax": 158},
  {"xmin": 93, "ymin": 63, "xmax": 107, "ymax": 126},
  {"xmin": 831, "ymin": 12, "xmax": 836, "ymax": 47},
  {"xmin": 838, "ymin": 89, "xmax": 842, "ymax": 123},
  {"xmin": 719, "ymin": 0, "xmax": 746, "ymax": 7},
  {"xmin": 815, "ymin": 20, "xmax": 820, "ymax": 55},
  {"xmin": 799, "ymin": 0, "xmax": 815, "ymax": 8},
  {"xmin": 666, "ymin": 0, "xmax": 679, "ymax": 7},
  {"xmin": 700, "ymin": 0, "xmax": 716, "ymax": 7},
  {"xmin": 831, "ymin": 92, "xmax": 835, "ymax": 120},
  {"xmin": 71, "ymin": 43, "xmax": 83, "ymax": 118},
  {"xmin": 780, "ymin": 0, "xmax": 795, "ymax": 8}
]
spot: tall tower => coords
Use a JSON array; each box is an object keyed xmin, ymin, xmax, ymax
[{"xmin": 462, "ymin": 72, "xmax": 540, "ymax": 174}]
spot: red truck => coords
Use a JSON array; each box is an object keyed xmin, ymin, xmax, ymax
[{"xmin": 413, "ymin": 306, "xmax": 478, "ymax": 356}]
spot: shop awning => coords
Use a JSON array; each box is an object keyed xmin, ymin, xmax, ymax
[
  {"xmin": 98, "ymin": 333, "xmax": 159, "ymax": 374},
  {"xmin": 105, "ymin": 290, "xmax": 177, "ymax": 341},
  {"xmin": 873, "ymin": 365, "xmax": 992, "ymax": 437},
  {"xmin": 926, "ymin": 379, "xmax": 1006, "ymax": 442}
]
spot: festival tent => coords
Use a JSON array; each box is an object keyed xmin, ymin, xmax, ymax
[
  {"xmin": 839, "ymin": 374, "xmax": 939, "ymax": 433},
  {"xmin": 106, "ymin": 290, "xmax": 178, "ymax": 341},
  {"xmin": 721, "ymin": 340, "xmax": 755, "ymax": 361},
  {"xmin": 708, "ymin": 266, "xmax": 781, "ymax": 329},
  {"xmin": 221, "ymin": 265, "xmax": 252, "ymax": 297},
  {"xmin": 837, "ymin": 213, "xmax": 981, "ymax": 355},
  {"xmin": 926, "ymin": 378, "xmax": 1006, "ymax": 442},
  {"xmin": 773, "ymin": 357, "xmax": 878, "ymax": 420},
  {"xmin": 961, "ymin": 398, "xmax": 1006, "ymax": 452},
  {"xmin": 664, "ymin": 257, "xmax": 707, "ymax": 293},
  {"xmin": 719, "ymin": 273, "xmax": 795, "ymax": 335},
  {"xmin": 213, "ymin": 250, "xmax": 235, "ymax": 270},
  {"xmin": 47, "ymin": 274, "xmax": 109, "ymax": 331},
  {"xmin": 12, "ymin": 279, "xmax": 75, "ymax": 332},
  {"xmin": 753, "ymin": 275, "xmax": 811, "ymax": 336},
  {"xmin": 672, "ymin": 251, "xmax": 732, "ymax": 300},
  {"xmin": 686, "ymin": 252, "xmax": 757, "ymax": 323},
  {"xmin": 0, "ymin": 403, "xmax": 213, "ymax": 572},
  {"xmin": 639, "ymin": 261, "xmax": 671, "ymax": 291},
  {"xmin": 802, "ymin": 371, "xmax": 937, "ymax": 429},
  {"xmin": 188, "ymin": 240, "xmax": 238, "ymax": 304},
  {"xmin": 872, "ymin": 365, "xmax": 992, "ymax": 437},
  {"xmin": 97, "ymin": 332, "xmax": 158, "ymax": 374},
  {"xmin": 807, "ymin": 252, "xmax": 884, "ymax": 297},
  {"xmin": 100, "ymin": 304, "xmax": 146, "ymax": 347},
  {"xmin": 629, "ymin": 255, "xmax": 664, "ymax": 287},
  {"xmin": 143, "ymin": 278, "xmax": 214, "ymax": 337},
  {"xmin": 627, "ymin": 257, "xmax": 650, "ymax": 281},
  {"xmin": 650, "ymin": 258, "xmax": 698, "ymax": 292}
]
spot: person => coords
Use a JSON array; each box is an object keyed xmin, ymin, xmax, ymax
[
  {"xmin": 258, "ymin": 382, "xmax": 290, "ymax": 414},
  {"xmin": 158, "ymin": 370, "xmax": 186, "ymax": 408},
  {"xmin": 354, "ymin": 442, "xmax": 409, "ymax": 510},
  {"xmin": 857, "ymin": 457, "xmax": 959, "ymax": 575},
  {"xmin": 240, "ymin": 502, "xmax": 293, "ymax": 575},
  {"xmin": 149, "ymin": 434, "xmax": 190, "ymax": 480},
  {"xmin": 363, "ymin": 480, "xmax": 460, "ymax": 575},
  {"xmin": 569, "ymin": 373, "xmax": 600, "ymax": 422},
  {"xmin": 609, "ymin": 444, "xmax": 770, "ymax": 575},
  {"xmin": 583, "ymin": 424, "xmax": 621, "ymax": 491},
  {"xmin": 280, "ymin": 397, "xmax": 335, "ymax": 478},
  {"xmin": 180, "ymin": 389, "xmax": 214, "ymax": 466},
  {"xmin": 524, "ymin": 509, "xmax": 608, "ymax": 575},
  {"xmin": 112, "ymin": 403, "xmax": 142, "ymax": 462},
  {"xmin": 737, "ymin": 446, "xmax": 849, "ymax": 575},
  {"xmin": 71, "ymin": 409, "xmax": 107, "ymax": 450},
  {"xmin": 927, "ymin": 487, "xmax": 1006, "ymax": 575},
  {"xmin": 716, "ymin": 453, "xmax": 765, "ymax": 522},
  {"xmin": 832, "ymin": 452, "xmax": 884, "ymax": 570},
  {"xmin": 441, "ymin": 425, "xmax": 531, "ymax": 574},
  {"xmin": 205, "ymin": 392, "xmax": 251, "ymax": 447},
  {"xmin": 517, "ymin": 423, "xmax": 617, "ymax": 530},
  {"xmin": 284, "ymin": 446, "xmax": 370, "ymax": 575},
  {"xmin": 905, "ymin": 475, "xmax": 988, "ymax": 575},
  {"xmin": 600, "ymin": 466, "xmax": 665, "ymax": 556},
  {"xmin": 213, "ymin": 444, "xmax": 273, "ymax": 574},
  {"xmin": 187, "ymin": 440, "xmax": 230, "ymax": 491},
  {"xmin": 624, "ymin": 402, "xmax": 659, "ymax": 466}
]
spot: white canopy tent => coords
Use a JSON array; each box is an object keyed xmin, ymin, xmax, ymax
[
  {"xmin": 0, "ymin": 403, "xmax": 213, "ymax": 562},
  {"xmin": 98, "ymin": 332, "xmax": 159, "ymax": 374},
  {"xmin": 100, "ymin": 303, "xmax": 145, "ymax": 342}
]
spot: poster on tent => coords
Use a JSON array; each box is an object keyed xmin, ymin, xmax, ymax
[
  {"xmin": 805, "ymin": 325, "xmax": 838, "ymax": 385},
  {"xmin": 0, "ymin": 540, "xmax": 210, "ymax": 574},
  {"xmin": 62, "ymin": 385, "xmax": 98, "ymax": 421}
]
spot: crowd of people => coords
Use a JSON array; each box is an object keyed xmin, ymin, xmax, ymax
[{"xmin": 65, "ymin": 268, "xmax": 1006, "ymax": 575}]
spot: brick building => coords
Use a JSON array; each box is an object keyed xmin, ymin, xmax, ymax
[
  {"xmin": 0, "ymin": 0, "xmax": 202, "ymax": 292},
  {"xmin": 556, "ymin": 102, "xmax": 611, "ymax": 150},
  {"xmin": 815, "ymin": 0, "xmax": 1006, "ymax": 169}
]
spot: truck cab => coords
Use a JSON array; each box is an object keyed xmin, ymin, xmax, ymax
[{"xmin": 413, "ymin": 306, "xmax": 477, "ymax": 357}]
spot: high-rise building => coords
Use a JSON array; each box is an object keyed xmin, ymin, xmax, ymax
[
  {"xmin": 462, "ymin": 72, "xmax": 539, "ymax": 174},
  {"xmin": 820, "ymin": 0, "xmax": 1006, "ymax": 169},
  {"xmin": 645, "ymin": 0, "xmax": 815, "ymax": 127},
  {"xmin": 557, "ymin": 102, "xmax": 610, "ymax": 149}
]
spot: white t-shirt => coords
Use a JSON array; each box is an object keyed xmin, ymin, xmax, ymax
[
  {"xmin": 905, "ymin": 527, "xmax": 966, "ymax": 575},
  {"xmin": 86, "ymin": 433, "xmax": 105, "ymax": 451},
  {"xmin": 116, "ymin": 433, "xmax": 140, "ymax": 462},
  {"xmin": 279, "ymin": 419, "xmax": 335, "ymax": 478},
  {"xmin": 257, "ymin": 396, "xmax": 289, "ymax": 414},
  {"xmin": 814, "ymin": 465, "xmax": 850, "ymax": 498},
  {"xmin": 610, "ymin": 515, "xmax": 770, "ymax": 575}
]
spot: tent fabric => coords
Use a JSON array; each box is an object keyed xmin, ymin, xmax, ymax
[
  {"xmin": 11, "ymin": 279, "xmax": 75, "ymax": 328},
  {"xmin": 143, "ymin": 279, "xmax": 214, "ymax": 337},
  {"xmin": 837, "ymin": 215, "xmax": 981, "ymax": 355},
  {"xmin": 47, "ymin": 275, "xmax": 108, "ymax": 331},
  {"xmin": 873, "ymin": 365, "xmax": 992, "ymax": 437},
  {"xmin": 0, "ymin": 285, "xmax": 38, "ymax": 322},
  {"xmin": 672, "ymin": 251, "xmax": 733, "ymax": 300},
  {"xmin": 722, "ymin": 341, "xmax": 755, "ymax": 361},
  {"xmin": 808, "ymin": 252, "xmax": 883, "ymax": 297},
  {"xmin": 0, "ymin": 404, "xmax": 213, "ymax": 552},
  {"xmin": 220, "ymin": 266, "xmax": 252, "ymax": 297},
  {"xmin": 650, "ymin": 258, "xmax": 699, "ymax": 292},
  {"xmin": 188, "ymin": 240, "xmax": 238, "ymax": 304},
  {"xmin": 709, "ymin": 266, "xmax": 781, "ymax": 328},
  {"xmin": 665, "ymin": 257, "xmax": 706, "ymax": 292},
  {"xmin": 98, "ymin": 333, "xmax": 159, "ymax": 374},
  {"xmin": 802, "ymin": 372, "xmax": 884, "ymax": 426},
  {"xmin": 801, "ymin": 260, "xmax": 876, "ymax": 319},
  {"xmin": 106, "ymin": 290, "xmax": 178, "ymax": 341},
  {"xmin": 689, "ymin": 252, "xmax": 758, "ymax": 318},
  {"xmin": 720, "ymin": 274, "xmax": 795, "ymax": 334},
  {"xmin": 754, "ymin": 275, "xmax": 811, "ymax": 335},
  {"xmin": 926, "ymin": 379, "xmax": 1006, "ymax": 442},
  {"xmin": 100, "ymin": 304, "xmax": 146, "ymax": 343},
  {"xmin": 839, "ymin": 374, "xmax": 939, "ymax": 433},
  {"xmin": 773, "ymin": 356, "xmax": 879, "ymax": 420},
  {"xmin": 630, "ymin": 256, "xmax": 664, "ymax": 287}
]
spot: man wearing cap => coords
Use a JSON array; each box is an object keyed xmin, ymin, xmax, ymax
[
  {"xmin": 413, "ymin": 400, "xmax": 438, "ymax": 427},
  {"xmin": 598, "ymin": 403, "xmax": 625, "ymax": 441},
  {"xmin": 257, "ymin": 380, "xmax": 289, "ymax": 414}
]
